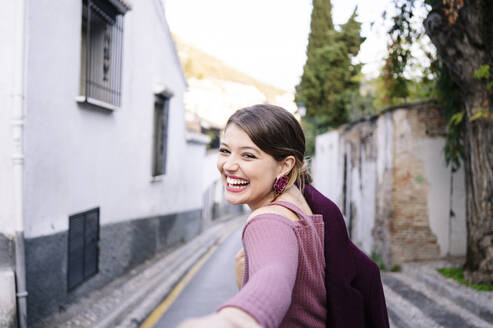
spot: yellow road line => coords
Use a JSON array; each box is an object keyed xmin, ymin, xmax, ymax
[{"xmin": 140, "ymin": 221, "xmax": 242, "ymax": 328}]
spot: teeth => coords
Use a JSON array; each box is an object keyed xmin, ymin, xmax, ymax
[{"xmin": 226, "ymin": 177, "xmax": 249, "ymax": 185}]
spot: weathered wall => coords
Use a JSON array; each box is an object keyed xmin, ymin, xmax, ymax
[
  {"xmin": 374, "ymin": 113, "xmax": 394, "ymax": 267},
  {"xmin": 0, "ymin": 2, "xmax": 24, "ymax": 325},
  {"xmin": 312, "ymin": 131, "xmax": 342, "ymax": 207},
  {"xmin": 342, "ymin": 120, "xmax": 378, "ymax": 254},
  {"xmin": 0, "ymin": 270, "xmax": 17, "ymax": 328},
  {"xmin": 390, "ymin": 107, "xmax": 440, "ymax": 264},
  {"xmin": 314, "ymin": 102, "xmax": 467, "ymax": 267},
  {"xmin": 450, "ymin": 167, "xmax": 467, "ymax": 255},
  {"xmin": 0, "ymin": 0, "xmax": 18, "ymax": 242}
]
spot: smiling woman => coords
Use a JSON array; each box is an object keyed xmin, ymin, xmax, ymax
[
  {"xmin": 179, "ymin": 104, "xmax": 389, "ymax": 328},
  {"xmin": 178, "ymin": 104, "xmax": 329, "ymax": 328}
]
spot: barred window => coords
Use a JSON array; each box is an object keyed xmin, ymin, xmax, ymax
[
  {"xmin": 79, "ymin": 0, "xmax": 129, "ymax": 110},
  {"xmin": 152, "ymin": 93, "xmax": 172, "ymax": 177}
]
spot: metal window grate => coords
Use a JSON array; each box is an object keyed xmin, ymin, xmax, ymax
[
  {"xmin": 80, "ymin": 0, "xmax": 124, "ymax": 108},
  {"xmin": 68, "ymin": 208, "xmax": 100, "ymax": 291},
  {"xmin": 152, "ymin": 95, "xmax": 170, "ymax": 176}
]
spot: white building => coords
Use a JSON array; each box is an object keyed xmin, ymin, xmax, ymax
[{"xmin": 0, "ymin": 0, "xmax": 237, "ymax": 326}]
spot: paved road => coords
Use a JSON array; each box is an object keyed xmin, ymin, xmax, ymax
[{"xmin": 153, "ymin": 225, "xmax": 243, "ymax": 327}]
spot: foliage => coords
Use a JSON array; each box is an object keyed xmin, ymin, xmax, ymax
[
  {"xmin": 438, "ymin": 268, "xmax": 493, "ymax": 291},
  {"xmin": 370, "ymin": 251, "xmax": 386, "ymax": 271},
  {"xmin": 347, "ymin": 88, "xmax": 377, "ymax": 121},
  {"xmin": 301, "ymin": 118, "xmax": 317, "ymax": 157},
  {"xmin": 382, "ymin": 0, "xmax": 465, "ymax": 168},
  {"xmin": 296, "ymin": 1, "xmax": 365, "ymax": 131},
  {"xmin": 433, "ymin": 62, "xmax": 465, "ymax": 168},
  {"xmin": 381, "ymin": 0, "xmax": 420, "ymax": 105},
  {"xmin": 305, "ymin": 0, "xmax": 334, "ymax": 60},
  {"xmin": 470, "ymin": 64, "xmax": 493, "ymax": 121},
  {"xmin": 473, "ymin": 64, "xmax": 491, "ymax": 80}
]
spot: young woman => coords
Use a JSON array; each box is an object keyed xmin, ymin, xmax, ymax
[
  {"xmin": 179, "ymin": 104, "xmax": 326, "ymax": 327},
  {"xmin": 179, "ymin": 104, "xmax": 389, "ymax": 328}
]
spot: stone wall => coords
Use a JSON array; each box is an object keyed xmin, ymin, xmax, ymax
[{"xmin": 314, "ymin": 102, "xmax": 466, "ymax": 267}]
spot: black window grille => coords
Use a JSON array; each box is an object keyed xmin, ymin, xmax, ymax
[
  {"xmin": 68, "ymin": 208, "xmax": 100, "ymax": 291},
  {"xmin": 80, "ymin": 0, "xmax": 125, "ymax": 109},
  {"xmin": 152, "ymin": 94, "xmax": 171, "ymax": 176}
]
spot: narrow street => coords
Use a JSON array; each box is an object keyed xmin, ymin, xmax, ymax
[
  {"xmin": 142, "ymin": 223, "xmax": 493, "ymax": 328},
  {"xmin": 149, "ymin": 225, "xmax": 243, "ymax": 327}
]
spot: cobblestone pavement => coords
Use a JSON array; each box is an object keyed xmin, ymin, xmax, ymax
[{"xmin": 383, "ymin": 260, "xmax": 493, "ymax": 328}]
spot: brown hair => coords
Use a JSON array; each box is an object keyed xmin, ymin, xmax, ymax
[{"xmin": 225, "ymin": 104, "xmax": 312, "ymax": 190}]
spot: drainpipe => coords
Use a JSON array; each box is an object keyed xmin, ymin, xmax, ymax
[{"xmin": 12, "ymin": 0, "xmax": 28, "ymax": 327}]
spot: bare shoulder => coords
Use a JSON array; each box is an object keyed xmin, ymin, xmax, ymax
[{"xmin": 247, "ymin": 205, "xmax": 300, "ymax": 223}]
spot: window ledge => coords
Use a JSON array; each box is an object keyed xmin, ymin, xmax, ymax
[
  {"xmin": 150, "ymin": 175, "xmax": 164, "ymax": 183},
  {"xmin": 186, "ymin": 132, "xmax": 211, "ymax": 145},
  {"xmin": 76, "ymin": 96, "xmax": 120, "ymax": 111}
]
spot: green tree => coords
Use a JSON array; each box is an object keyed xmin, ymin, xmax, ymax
[{"xmin": 296, "ymin": 1, "xmax": 364, "ymax": 133}]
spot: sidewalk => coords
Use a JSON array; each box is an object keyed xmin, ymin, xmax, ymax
[
  {"xmin": 41, "ymin": 215, "xmax": 246, "ymax": 328},
  {"xmin": 383, "ymin": 259, "xmax": 493, "ymax": 328}
]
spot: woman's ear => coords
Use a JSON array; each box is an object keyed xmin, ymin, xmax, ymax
[{"xmin": 280, "ymin": 156, "xmax": 296, "ymax": 176}]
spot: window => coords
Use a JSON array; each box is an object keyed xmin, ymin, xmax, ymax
[
  {"xmin": 152, "ymin": 94, "xmax": 171, "ymax": 177},
  {"xmin": 67, "ymin": 208, "xmax": 100, "ymax": 290},
  {"xmin": 79, "ymin": 0, "xmax": 129, "ymax": 110}
]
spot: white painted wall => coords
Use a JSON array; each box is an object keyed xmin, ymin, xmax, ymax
[
  {"xmin": 202, "ymin": 149, "xmax": 221, "ymax": 193},
  {"xmin": 0, "ymin": 0, "xmax": 20, "ymax": 237},
  {"xmin": 376, "ymin": 113, "xmax": 393, "ymax": 186},
  {"xmin": 450, "ymin": 167, "xmax": 466, "ymax": 256},
  {"xmin": 358, "ymin": 161, "xmax": 377, "ymax": 253},
  {"xmin": 417, "ymin": 133, "xmax": 465, "ymax": 256},
  {"xmin": 313, "ymin": 130, "xmax": 342, "ymax": 206},
  {"xmin": 419, "ymin": 138, "xmax": 452, "ymax": 256},
  {"xmin": 0, "ymin": 269, "xmax": 16, "ymax": 326},
  {"xmin": 22, "ymin": 0, "xmax": 202, "ymax": 238}
]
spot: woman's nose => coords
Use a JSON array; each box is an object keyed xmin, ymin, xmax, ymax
[{"xmin": 223, "ymin": 156, "xmax": 239, "ymax": 171}]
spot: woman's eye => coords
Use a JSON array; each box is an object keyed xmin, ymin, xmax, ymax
[
  {"xmin": 219, "ymin": 148, "xmax": 230, "ymax": 154},
  {"xmin": 243, "ymin": 153, "xmax": 256, "ymax": 159}
]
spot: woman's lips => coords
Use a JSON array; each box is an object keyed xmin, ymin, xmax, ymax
[
  {"xmin": 225, "ymin": 175, "xmax": 249, "ymax": 193},
  {"xmin": 225, "ymin": 183, "xmax": 248, "ymax": 193}
]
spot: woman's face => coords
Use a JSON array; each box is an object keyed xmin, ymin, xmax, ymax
[{"xmin": 217, "ymin": 124, "xmax": 282, "ymax": 210}]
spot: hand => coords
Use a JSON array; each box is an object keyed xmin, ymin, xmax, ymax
[
  {"xmin": 177, "ymin": 309, "xmax": 260, "ymax": 328},
  {"xmin": 177, "ymin": 313, "xmax": 232, "ymax": 328},
  {"xmin": 235, "ymin": 248, "xmax": 245, "ymax": 289}
]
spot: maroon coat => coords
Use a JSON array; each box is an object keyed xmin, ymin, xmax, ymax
[{"xmin": 303, "ymin": 184, "xmax": 389, "ymax": 328}]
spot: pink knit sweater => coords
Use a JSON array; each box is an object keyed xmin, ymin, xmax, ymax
[{"xmin": 219, "ymin": 201, "xmax": 326, "ymax": 328}]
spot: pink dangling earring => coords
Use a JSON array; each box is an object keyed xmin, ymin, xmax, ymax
[{"xmin": 273, "ymin": 174, "xmax": 289, "ymax": 196}]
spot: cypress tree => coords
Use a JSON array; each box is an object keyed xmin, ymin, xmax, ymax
[
  {"xmin": 306, "ymin": 0, "xmax": 335, "ymax": 60},
  {"xmin": 296, "ymin": 1, "xmax": 364, "ymax": 131}
]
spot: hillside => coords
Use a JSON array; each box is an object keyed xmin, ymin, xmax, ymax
[{"xmin": 173, "ymin": 36, "xmax": 289, "ymax": 103}]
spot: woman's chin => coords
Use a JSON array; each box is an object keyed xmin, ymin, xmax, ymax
[{"xmin": 225, "ymin": 195, "xmax": 245, "ymax": 205}]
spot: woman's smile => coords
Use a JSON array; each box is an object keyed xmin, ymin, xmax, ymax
[{"xmin": 226, "ymin": 175, "xmax": 250, "ymax": 192}]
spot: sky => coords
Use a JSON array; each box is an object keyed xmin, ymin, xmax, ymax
[{"xmin": 164, "ymin": 0, "xmax": 392, "ymax": 92}]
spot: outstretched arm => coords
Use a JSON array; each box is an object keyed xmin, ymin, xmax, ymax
[{"xmin": 219, "ymin": 215, "xmax": 299, "ymax": 328}]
